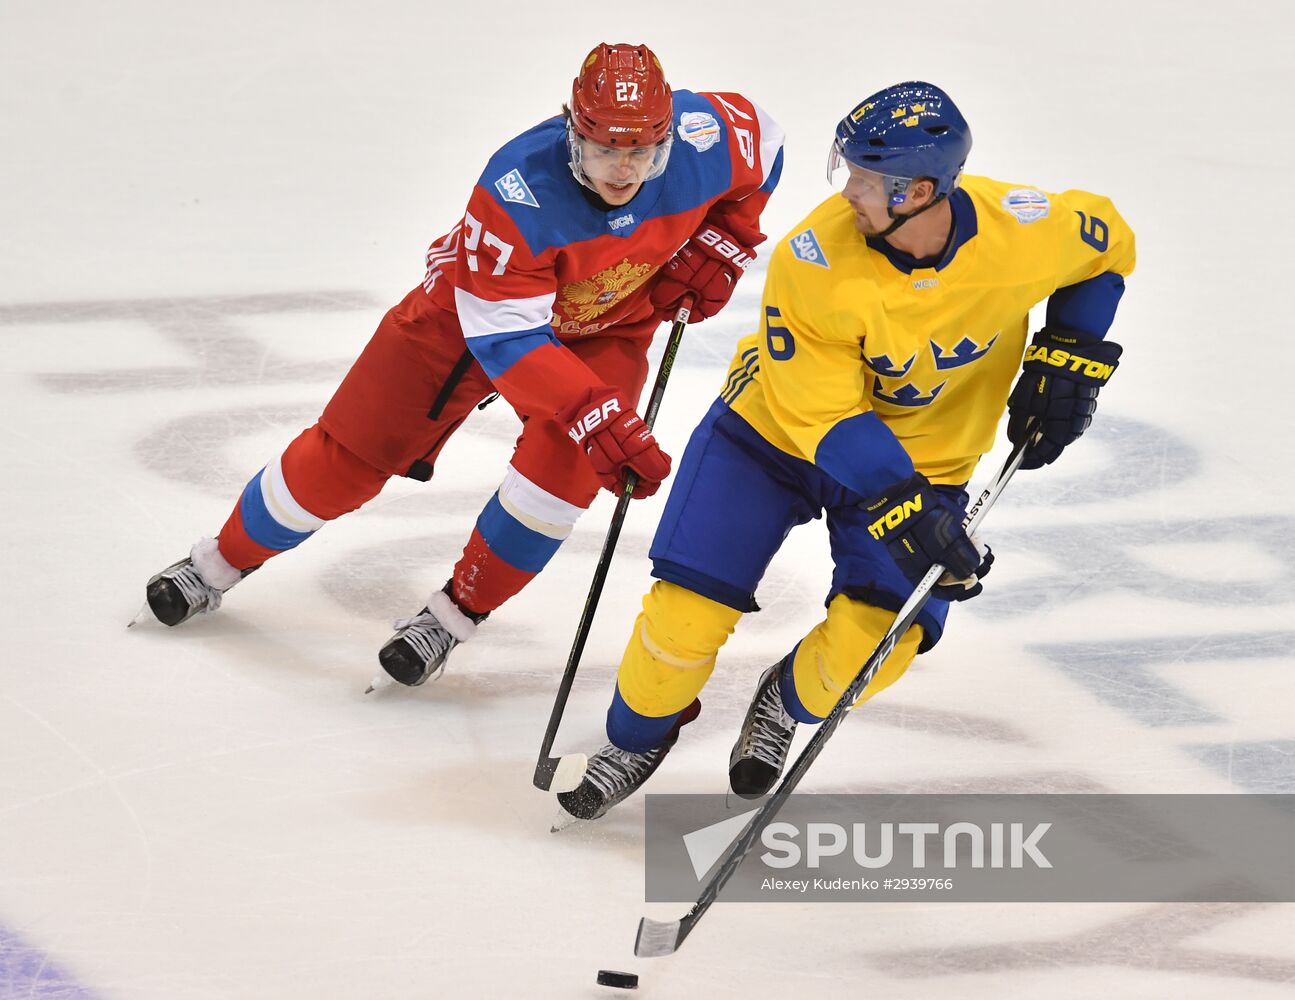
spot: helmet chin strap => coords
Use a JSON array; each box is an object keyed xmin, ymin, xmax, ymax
[{"xmin": 878, "ymin": 192, "xmax": 947, "ymax": 238}]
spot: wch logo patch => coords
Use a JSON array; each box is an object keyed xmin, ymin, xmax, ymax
[
  {"xmin": 494, "ymin": 169, "xmax": 539, "ymax": 208},
  {"xmin": 677, "ymin": 111, "xmax": 721, "ymax": 153},
  {"xmin": 1002, "ymin": 187, "xmax": 1050, "ymax": 224},
  {"xmin": 789, "ymin": 228, "xmax": 829, "ymax": 269}
]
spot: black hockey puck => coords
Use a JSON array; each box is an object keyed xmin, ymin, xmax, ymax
[{"xmin": 596, "ymin": 969, "xmax": 639, "ymax": 990}]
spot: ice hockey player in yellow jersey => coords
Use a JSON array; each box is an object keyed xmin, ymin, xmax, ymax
[{"xmin": 556, "ymin": 81, "xmax": 1135, "ymax": 820}]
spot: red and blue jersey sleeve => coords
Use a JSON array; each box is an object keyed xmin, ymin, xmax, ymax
[
  {"xmin": 452, "ymin": 186, "xmax": 604, "ymax": 420},
  {"xmin": 695, "ymin": 92, "xmax": 785, "ymax": 250}
]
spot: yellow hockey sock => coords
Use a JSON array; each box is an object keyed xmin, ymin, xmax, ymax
[
  {"xmin": 615, "ymin": 581, "xmax": 743, "ymax": 718},
  {"xmin": 789, "ymin": 595, "xmax": 923, "ymax": 719}
]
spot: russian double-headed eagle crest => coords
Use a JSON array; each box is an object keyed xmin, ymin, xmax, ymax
[{"xmin": 559, "ymin": 258, "xmax": 657, "ymax": 324}]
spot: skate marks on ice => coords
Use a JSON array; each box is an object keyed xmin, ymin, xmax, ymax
[
  {"xmin": 0, "ymin": 292, "xmax": 380, "ymax": 393},
  {"xmin": 0, "ymin": 923, "xmax": 99, "ymax": 1000},
  {"xmin": 866, "ymin": 902, "xmax": 1295, "ymax": 987},
  {"xmin": 0, "ymin": 281, "xmax": 760, "ymax": 395},
  {"xmin": 972, "ymin": 414, "xmax": 1295, "ymax": 795},
  {"xmin": 1025, "ymin": 633, "xmax": 1295, "ymax": 731}
]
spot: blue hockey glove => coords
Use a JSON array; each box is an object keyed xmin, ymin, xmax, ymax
[
  {"xmin": 863, "ymin": 475, "xmax": 992, "ymax": 602},
  {"xmin": 1007, "ymin": 327, "xmax": 1122, "ymax": 469}
]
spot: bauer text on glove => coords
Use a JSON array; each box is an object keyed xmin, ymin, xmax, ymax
[
  {"xmin": 564, "ymin": 388, "xmax": 671, "ymax": 498},
  {"xmin": 649, "ymin": 224, "xmax": 755, "ymax": 323}
]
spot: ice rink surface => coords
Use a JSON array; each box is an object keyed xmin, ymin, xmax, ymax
[{"xmin": 2, "ymin": 1, "xmax": 1293, "ymax": 996}]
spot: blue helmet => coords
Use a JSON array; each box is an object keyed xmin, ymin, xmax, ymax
[{"xmin": 829, "ymin": 82, "xmax": 972, "ymax": 202}]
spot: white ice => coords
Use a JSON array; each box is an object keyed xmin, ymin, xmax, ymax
[{"xmin": 2, "ymin": 1, "xmax": 1293, "ymax": 997}]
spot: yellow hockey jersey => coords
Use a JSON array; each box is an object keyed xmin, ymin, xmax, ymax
[{"xmin": 721, "ymin": 175, "xmax": 1136, "ymax": 491}]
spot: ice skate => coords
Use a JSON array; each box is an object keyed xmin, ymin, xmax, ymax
[
  {"xmin": 556, "ymin": 700, "xmax": 701, "ymax": 822},
  {"xmin": 728, "ymin": 663, "xmax": 798, "ymax": 799},
  {"xmin": 374, "ymin": 584, "xmax": 487, "ymax": 688},
  {"xmin": 143, "ymin": 538, "xmax": 250, "ymax": 627}
]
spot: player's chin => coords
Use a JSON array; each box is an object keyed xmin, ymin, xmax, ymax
[
  {"xmin": 596, "ymin": 180, "xmax": 640, "ymax": 204},
  {"xmin": 851, "ymin": 212, "xmax": 880, "ymax": 237}
]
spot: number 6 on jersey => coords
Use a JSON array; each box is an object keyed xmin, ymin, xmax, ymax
[{"xmin": 765, "ymin": 305, "xmax": 796, "ymax": 360}]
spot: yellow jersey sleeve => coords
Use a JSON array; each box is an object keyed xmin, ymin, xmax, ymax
[{"xmin": 1052, "ymin": 189, "xmax": 1137, "ymax": 286}]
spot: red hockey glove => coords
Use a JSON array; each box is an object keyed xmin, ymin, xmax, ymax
[
  {"xmin": 650, "ymin": 223, "xmax": 756, "ymax": 323},
  {"xmin": 563, "ymin": 388, "xmax": 672, "ymax": 498}
]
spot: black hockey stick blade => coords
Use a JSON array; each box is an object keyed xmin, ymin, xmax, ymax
[{"xmin": 532, "ymin": 298, "xmax": 694, "ymax": 792}]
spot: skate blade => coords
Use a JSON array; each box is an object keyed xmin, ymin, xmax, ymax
[{"xmin": 550, "ymin": 806, "xmax": 588, "ymax": 833}]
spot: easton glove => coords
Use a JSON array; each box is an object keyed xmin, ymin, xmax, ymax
[
  {"xmin": 650, "ymin": 223, "xmax": 756, "ymax": 322},
  {"xmin": 563, "ymin": 388, "xmax": 671, "ymax": 498},
  {"xmin": 862, "ymin": 475, "xmax": 992, "ymax": 602},
  {"xmin": 1007, "ymin": 327, "xmax": 1123, "ymax": 469}
]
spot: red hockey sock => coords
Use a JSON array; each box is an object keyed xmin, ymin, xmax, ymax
[{"xmin": 450, "ymin": 528, "xmax": 538, "ymax": 616}]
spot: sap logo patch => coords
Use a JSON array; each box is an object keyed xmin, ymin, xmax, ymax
[
  {"xmin": 677, "ymin": 111, "xmax": 721, "ymax": 152},
  {"xmin": 494, "ymin": 169, "xmax": 540, "ymax": 208},
  {"xmin": 608, "ymin": 213, "xmax": 635, "ymax": 231},
  {"xmin": 1002, "ymin": 188, "xmax": 1049, "ymax": 223},
  {"xmin": 789, "ymin": 228, "xmax": 829, "ymax": 269}
]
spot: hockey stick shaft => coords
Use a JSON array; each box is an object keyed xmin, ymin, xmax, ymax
[
  {"xmin": 533, "ymin": 297, "xmax": 695, "ymax": 791},
  {"xmin": 635, "ymin": 428, "xmax": 1032, "ymax": 957}
]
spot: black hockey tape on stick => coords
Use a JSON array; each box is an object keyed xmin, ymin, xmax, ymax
[{"xmin": 532, "ymin": 296, "xmax": 696, "ymax": 793}]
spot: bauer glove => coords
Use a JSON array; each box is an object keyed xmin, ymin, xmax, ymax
[
  {"xmin": 863, "ymin": 475, "xmax": 992, "ymax": 602},
  {"xmin": 650, "ymin": 223, "xmax": 755, "ymax": 323},
  {"xmin": 1007, "ymin": 327, "xmax": 1123, "ymax": 470},
  {"xmin": 563, "ymin": 388, "xmax": 671, "ymax": 498}
]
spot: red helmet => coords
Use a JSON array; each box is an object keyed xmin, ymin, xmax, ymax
[{"xmin": 569, "ymin": 43, "xmax": 672, "ymax": 147}]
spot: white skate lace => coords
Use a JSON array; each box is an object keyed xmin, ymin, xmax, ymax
[
  {"xmin": 742, "ymin": 681, "xmax": 796, "ymax": 770},
  {"xmin": 583, "ymin": 745, "xmax": 660, "ymax": 799},
  {"xmin": 169, "ymin": 563, "xmax": 223, "ymax": 613},
  {"xmin": 390, "ymin": 611, "xmax": 457, "ymax": 680}
]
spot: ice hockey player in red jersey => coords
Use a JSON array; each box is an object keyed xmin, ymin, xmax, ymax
[{"xmin": 142, "ymin": 43, "xmax": 784, "ymax": 689}]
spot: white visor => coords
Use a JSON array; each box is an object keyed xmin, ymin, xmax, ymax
[
  {"xmin": 569, "ymin": 125, "xmax": 672, "ymax": 188},
  {"xmin": 827, "ymin": 139, "xmax": 912, "ymax": 205}
]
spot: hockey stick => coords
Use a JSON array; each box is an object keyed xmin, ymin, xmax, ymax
[
  {"xmin": 634, "ymin": 426, "xmax": 1034, "ymax": 957},
  {"xmin": 533, "ymin": 296, "xmax": 696, "ymax": 793}
]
